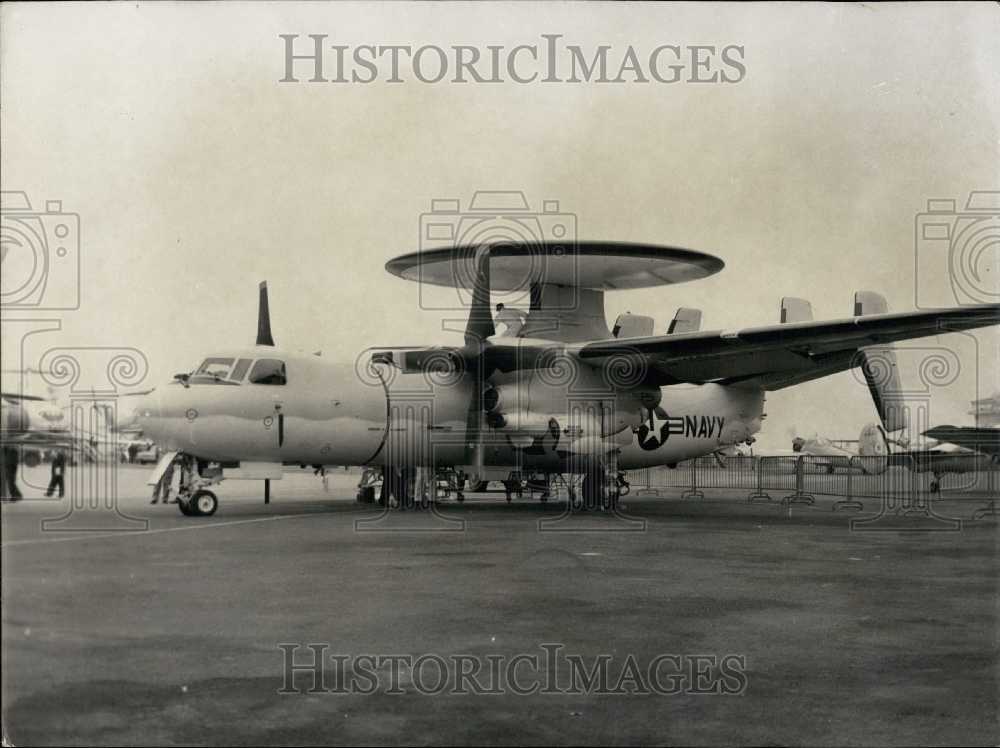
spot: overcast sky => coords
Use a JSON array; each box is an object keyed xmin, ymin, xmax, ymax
[{"xmin": 2, "ymin": 2, "xmax": 998, "ymax": 448}]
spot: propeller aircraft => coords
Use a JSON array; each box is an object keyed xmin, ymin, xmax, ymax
[{"xmin": 130, "ymin": 241, "xmax": 999, "ymax": 516}]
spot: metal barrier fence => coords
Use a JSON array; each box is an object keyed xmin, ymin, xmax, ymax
[{"xmin": 624, "ymin": 454, "xmax": 998, "ymax": 521}]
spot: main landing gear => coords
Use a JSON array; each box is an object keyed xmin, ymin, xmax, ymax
[
  {"xmin": 355, "ymin": 466, "xmax": 438, "ymax": 510},
  {"xmin": 558, "ymin": 468, "xmax": 629, "ymax": 512},
  {"xmin": 353, "ymin": 465, "xmax": 630, "ymax": 512}
]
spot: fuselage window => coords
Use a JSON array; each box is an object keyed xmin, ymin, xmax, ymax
[
  {"xmin": 230, "ymin": 358, "xmax": 252, "ymax": 382},
  {"xmin": 249, "ymin": 359, "xmax": 287, "ymax": 385}
]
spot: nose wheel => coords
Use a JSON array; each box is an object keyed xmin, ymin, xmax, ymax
[{"xmin": 179, "ymin": 489, "xmax": 218, "ymax": 517}]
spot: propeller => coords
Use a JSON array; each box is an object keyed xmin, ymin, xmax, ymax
[
  {"xmin": 257, "ymin": 281, "xmax": 274, "ymax": 346},
  {"xmin": 460, "ymin": 247, "xmax": 496, "ymax": 477}
]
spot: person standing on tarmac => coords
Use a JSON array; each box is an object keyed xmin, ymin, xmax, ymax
[
  {"xmin": 45, "ymin": 450, "xmax": 66, "ymax": 498},
  {"xmin": 1, "ymin": 446, "xmax": 23, "ymax": 502}
]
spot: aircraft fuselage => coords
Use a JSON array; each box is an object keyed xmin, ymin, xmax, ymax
[{"xmin": 136, "ymin": 349, "xmax": 764, "ymax": 472}]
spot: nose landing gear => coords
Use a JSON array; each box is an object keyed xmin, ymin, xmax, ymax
[
  {"xmin": 150, "ymin": 453, "xmax": 223, "ymax": 517},
  {"xmin": 177, "ymin": 489, "xmax": 218, "ymax": 517}
]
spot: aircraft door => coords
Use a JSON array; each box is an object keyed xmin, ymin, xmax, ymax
[
  {"xmin": 247, "ymin": 358, "xmax": 288, "ymax": 456},
  {"xmin": 272, "ymin": 400, "xmax": 285, "ymax": 449}
]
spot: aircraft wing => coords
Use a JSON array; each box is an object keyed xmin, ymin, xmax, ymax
[
  {"xmin": 922, "ymin": 425, "xmax": 1000, "ymax": 460},
  {"xmin": 1, "ymin": 392, "xmax": 46, "ymax": 402},
  {"xmin": 887, "ymin": 448, "xmax": 995, "ymax": 474},
  {"xmin": 1, "ymin": 431, "xmax": 80, "ymax": 450},
  {"xmin": 574, "ymin": 304, "xmax": 1000, "ymax": 389}
]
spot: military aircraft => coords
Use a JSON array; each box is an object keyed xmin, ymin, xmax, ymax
[
  {"xmin": 0, "ymin": 369, "xmax": 153, "ymax": 499},
  {"xmin": 131, "ymin": 242, "xmax": 999, "ymax": 516},
  {"xmin": 750, "ymin": 423, "xmax": 890, "ymax": 474},
  {"xmin": 890, "ymin": 424, "xmax": 1000, "ymax": 493},
  {"xmin": 0, "ymin": 389, "xmax": 74, "ymax": 500}
]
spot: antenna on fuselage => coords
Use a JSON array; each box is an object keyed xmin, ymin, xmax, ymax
[{"xmin": 257, "ymin": 281, "xmax": 275, "ymax": 346}]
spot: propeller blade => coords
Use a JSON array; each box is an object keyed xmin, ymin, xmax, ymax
[
  {"xmin": 257, "ymin": 281, "xmax": 275, "ymax": 346},
  {"xmin": 464, "ymin": 246, "xmax": 495, "ymax": 348},
  {"xmin": 459, "ymin": 246, "xmax": 496, "ymax": 476},
  {"xmin": 464, "ymin": 359, "xmax": 485, "ymax": 477}
]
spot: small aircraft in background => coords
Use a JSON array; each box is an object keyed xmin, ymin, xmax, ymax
[
  {"xmin": 1, "ymin": 369, "xmax": 152, "ymax": 499},
  {"xmin": 891, "ymin": 424, "xmax": 1000, "ymax": 493},
  {"xmin": 1, "ymin": 378, "xmax": 76, "ymax": 499},
  {"xmin": 748, "ymin": 423, "xmax": 890, "ymax": 474}
]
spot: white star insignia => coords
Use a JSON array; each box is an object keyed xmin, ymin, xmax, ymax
[{"xmin": 641, "ymin": 409, "xmax": 668, "ymax": 447}]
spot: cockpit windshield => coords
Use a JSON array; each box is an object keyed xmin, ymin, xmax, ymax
[
  {"xmin": 196, "ymin": 358, "xmax": 235, "ymax": 378},
  {"xmin": 188, "ymin": 357, "xmax": 252, "ymax": 384}
]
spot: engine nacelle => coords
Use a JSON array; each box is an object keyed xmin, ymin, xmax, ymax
[
  {"xmin": 487, "ymin": 409, "xmax": 558, "ymax": 435},
  {"xmin": 484, "ymin": 383, "xmax": 660, "ymax": 438}
]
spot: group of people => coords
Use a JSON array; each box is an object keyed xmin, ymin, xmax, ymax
[{"xmin": 0, "ymin": 449, "xmax": 66, "ymax": 502}]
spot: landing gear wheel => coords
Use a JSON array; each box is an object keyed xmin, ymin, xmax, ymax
[
  {"xmin": 178, "ymin": 500, "xmax": 194, "ymax": 517},
  {"xmin": 190, "ymin": 490, "xmax": 218, "ymax": 517},
  {"xmin": 471, "ymin": 480, "xmax": 489, "ymax": 493}
]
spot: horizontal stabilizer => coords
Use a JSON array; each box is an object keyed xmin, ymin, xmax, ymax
[
  {"xmin": 668, "ymin": 307, "xmax": 703, "ymax": 334},
  {"xmin": 780, "ymin": 297, "xmax": 813, "ymax": 323},
  {"xmin": 612, "ymin": 313, "xmax": 654, "ymax": 339}
]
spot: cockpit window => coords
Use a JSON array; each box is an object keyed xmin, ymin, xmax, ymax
[
  {"xmin": 194, "ymin": 358, "xmax": 235, "ymax": 379},
  {"xmin": 248, "ymin": 359, "xmax": 287, "ymax": 385},
  {"xmin": 230, "ymin": 358, "xmax": 252, "ymax": 382}
]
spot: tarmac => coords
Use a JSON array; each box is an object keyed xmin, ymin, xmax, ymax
[{"xmin": 2, "ymin": 464, "xmax": 998, "ymax": 746}]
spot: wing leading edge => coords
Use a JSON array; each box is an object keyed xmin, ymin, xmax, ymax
[{"xmin": 574, "ymin": 304, "xmax": 1000, "ymax": 390}]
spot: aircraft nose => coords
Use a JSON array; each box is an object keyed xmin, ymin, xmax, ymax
[{"xmin": 131, "ymin": 389, "xmax": 162, "ymax": 435}]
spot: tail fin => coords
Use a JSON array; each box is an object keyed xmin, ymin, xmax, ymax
[
  {"xmin": 667, "ymin": 307, "xmax": 702, "ymax": 334},
  {"xmin": 854, "ymin": 291, "xmax": 907, "ymax": 433},
  {"xmin": 780, "ymin": 297, "xmax": 813, "ymax": 323},
  {"xmin": 257, "ymin": 282, "xmax": 275, "ymax": 346},
  {"xmin": 612, "ymin": 312, "xmax": 654, "ymax": 339},
  {"xmin": 856, "ymin": 422, "xmax": 889, "ymax": 474}
]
